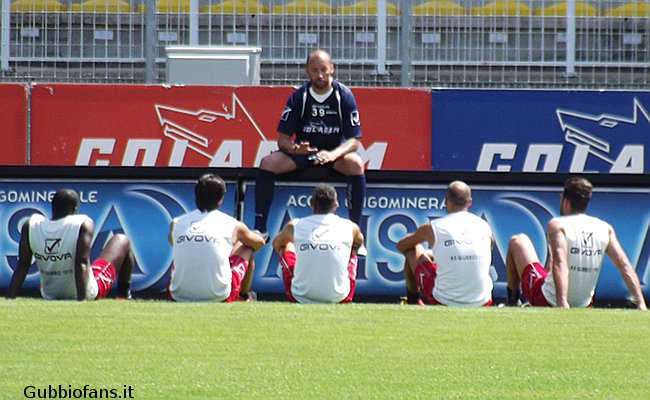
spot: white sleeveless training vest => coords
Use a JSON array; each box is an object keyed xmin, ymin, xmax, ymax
[
  {"xmin": 430, "ymin": 211, "xmax": 493, "ymax": 306},
  {"xmin": 169, "ymin": 209, "xmax": 239, "ymax": 302},
  {"xmin": 291, "ymin": 213, "xmax": 355, "ymax": 303},
  {"xmin": 28, "ymin": 213, "xmax": 98, "ymax": 300},
  {"xmin": 542, "ymin": 214, "xmax": 610, "ymax": 307}
]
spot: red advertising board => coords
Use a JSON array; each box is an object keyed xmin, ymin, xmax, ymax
[
  {"xmin": 0, "ymin": 84, "xmax": 28, "ymax": 165},
  {"xmin": 29, "ymin": 84, "xmax": 430, "ymax": 170}
]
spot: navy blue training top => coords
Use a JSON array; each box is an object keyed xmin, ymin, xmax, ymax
[{"xmin": 277, "ymin": 80, "xmax": 362, "ymax": 151}]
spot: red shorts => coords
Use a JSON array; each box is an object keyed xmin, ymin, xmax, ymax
[
  {"xmin": 165, "ymin": 255, "xmax": 248, "ymax": 302},
  {"xmin": 91, "ymin": 258, "xmax": 116, "ymax": 299},
  {"xmin": 413, "ymin": 260, "xmax": 493, "ymax": 306},
  {"xmin": 224, "ymin": 255, "xmax": 248, "ymax": 302},
  {"xmin": 413, "ymin": 260, "xmax": 440, "ymax": 305},
  {"xmin": 280, "ymin": 251, "xmax": 357, "ymax": 303},
  {"xmin": 521, "ymin": 262, "xmax": 551, "ymax": 307}
]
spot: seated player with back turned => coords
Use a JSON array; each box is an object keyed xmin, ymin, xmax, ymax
[
  {"xmin": 505, "ymin": 177, "xmax": 647, "ymax": 310},
  {"xmin": 7, "ymin": 188, "xmax": 134, "ymax": 301},
  {"xmin": 272, "ymin": 183, "xmax": 365, "ymax": 303},
  {"xmin": 396, "ymin": 181, "xmax": 495, "ymax": 306},
  {"xmin": 167, "ymin": 174, "xmax": 265, "ymax": 302}
]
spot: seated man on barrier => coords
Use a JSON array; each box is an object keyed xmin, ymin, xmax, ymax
[
  {"xmin": 272, "ymin": 183, "xmax": 365, "ymax": 303},
  {"xmin": 7, "ymin": 188, "xmax": 134, "ymax": 300},
  {"xmin": 167, "ymin": 174, "xmax": 265, "ymax": 302},
  {"xmin": 254, "ymin": 49, "xmax": 366, "ymax": 241},
  {"xmin": 396, "ymin": 181, "xmax": 495, "ymax": 306},
  {"xmin": 505, "ymin": 177, "xmax": 647, "ymax": 310}
]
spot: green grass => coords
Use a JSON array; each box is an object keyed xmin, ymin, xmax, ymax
[{"xmin": 1, "ymin": 299, "xmax": 649, "ymax": 399}]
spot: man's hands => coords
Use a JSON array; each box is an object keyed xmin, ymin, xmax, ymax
[
  {"xmin": 309, "ymin": 150, "xmax": 336, "ymax": 165},
  {"xmin": 292, "ymin": 141, "xmax": 318, "ymax": 156}
]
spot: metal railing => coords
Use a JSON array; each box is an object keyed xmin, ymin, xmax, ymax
[{"xmin": 1, "ymin": 0, "xmax": 648, "ymax": 88}]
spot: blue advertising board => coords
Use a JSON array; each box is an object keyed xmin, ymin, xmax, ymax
[
  {"xmin": 431, "ymin": 90, "xmax": 650, "ymax": 174},
  {"xmin": 245, "ymin": 181, "xmax": 650, "ymax": 302},
  {"xmin": 2, "ymin": 178, "xmax": 648, "ymax": 303},
  {"xmin": 0, "ymin": 179, "xmax": 237, "ymax": 294}
]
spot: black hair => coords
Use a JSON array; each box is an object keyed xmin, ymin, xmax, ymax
[
  {"xmin": 311, "ymin": 183, "xmax": 337, "ymax": 214},
  {"xmin": 563, "ymin": 177, "xmax": 592, "ymax": 213},
  {"xmin": 195, "ymin": 174, "xmax": 226, "ymax": 212},
  {"xmin": 52, "ymin": 189, "xmax": 79, "ymax": 219}
]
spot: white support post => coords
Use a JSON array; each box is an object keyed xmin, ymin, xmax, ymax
[
  {"xmin": 376, "ymin": 0, "xmax": 387, "ymax": 75},
  {"xmin": 189, "ymin": 0, "xmax": 199, "ymax": 46},
  {"xmin": 565, "ymin": 0, "xmax": 577, "ymax": 77},
  {"xmin": 399, "ymin": 0, "xmax": 412, "ymax": 86},
  {"xmin": 1, "ymin": 0, "xmax": 10, "ymax": 71},
  {"xmin": 144, "ymin": 0, "xmax": 156, "ymax": 83}
]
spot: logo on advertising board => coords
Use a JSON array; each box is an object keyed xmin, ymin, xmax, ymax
[
  {"xmin": 0, "ymin": 180, "xmax": 237, "ymax": 295},
  {"xmin": 555, "ymin": 98, "xmax": 648, "ymax": 172},
  {"xmin": 432, "ymin": 90, "xmax": 650, "ymax": 174}
]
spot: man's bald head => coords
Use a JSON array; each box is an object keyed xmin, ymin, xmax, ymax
[{"xmin": 445, "ymin": 180, "xmax": 472, "ymax": 212}]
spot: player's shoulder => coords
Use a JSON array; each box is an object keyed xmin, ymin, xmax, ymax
[
  {"xmin": 209, "ymin": 208, "xmax": 238, "ymax": 223},
  {"xmin": 176, "ymin": 208, "xmax": 199, "ymax": 221},
  {"xmin": 72, "ymin": 214, "xmax": 91, "ymax": 222},
  {"xmin": 554, "ymin": 213, "xmax": 606, "ymax": 226},
  {"xmin": 285, "ymin": 82, "xmax": 311, "ymax": 108},
  {"xmin": 333, "ymin": 80, "xmax": 354, "ymax": 95},
  {"xmin": 291, "ymin": 81, "xmax": 311, "ymax": 96},
  {"xmin": 63, "ymin": 214, "xmax": 92, "ymax": 227},
  {"xmin": 29, "ymin": 213, "xmax": 46, "ymax": 224},
  {"xmin": 547, "ymin": 216, "xmax": 563, "ymax": 229},
  {"xmin": 583, "ymin": 213, "xmax": 612, "ymax": 231}
]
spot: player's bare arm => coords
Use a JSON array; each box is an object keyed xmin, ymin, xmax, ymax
[
  {"xmin": 351, "ymin": 224, "xmax": 365, "ymax": 254},
  {"xmin": 396, "ymin": 223, "xmax": 434, "ymax": 254},
  {"xmin": 605, "ymin": 225, "xmax": 647, "ymax": 311},
  {"xmin": 236, "ymin": 223, "xmax": 266, "ymax": 252},
  {"xmin": 74, "ymin": 219, "xmax": 94, "ymax": 301},
  {"xmin": 272, "ymin": 222, "xmax": 295, "ymax": 254},
  {"xmin": 6, "ymin": 223, "xmax": 34, "ymax": 299},
  {"xmin": 167, "ymin": 220, "xmax": 175, "ymax": 246},
  {"xmin": 547, "ymin": 219, "xmax": 570, "ymax": 308},
  {"xmin": 543, "ymin": 243, "xmax": 553, "ymax": 272}
]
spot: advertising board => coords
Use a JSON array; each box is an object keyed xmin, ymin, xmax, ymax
[
  {"xmin": 29, "ymin": 84, "xmax": 430, "ymax": 170},
  {"xmin": 431, "ymin": 90, "xmax": 650, "ymax": 174},
  {"xmin": 0, "ymin": 83, "xmax": 28, "ymax": 165}
]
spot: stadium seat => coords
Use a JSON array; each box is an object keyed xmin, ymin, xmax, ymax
[
  {"xmin": 271, "ymin": 0, "xmax": 332, "ymax": 14},
  {"xmin": 471, "ymin": 0, "xmax": 530, "ymax": 16},
  {"xmin": 604, "ymin": 2, "xmax": 650, "ymax": 17},
  {"xmin": 203, "ymin": 0, "xmax": 270, "ymax": 13},
  {"xmin": 138, "ymin": 0, "xmax": 190, "ymax": 12},
  {"xmin": 336, "ymin": 0, "xmax": 400, "ymax": 15},
  {"xmin": 71, "ymin": 0, "xmax": 132, "ymax": 12},
  {"xmin": 10, "ymin": 0, "xmax": 67, "ymax": 11},
  {"xmin": 533, "ymin": 2, "xmax": 599, "ymax": 16},
  {"xmin": 412, "ymin": 0, "xmax": 465, "ymax": 15}
]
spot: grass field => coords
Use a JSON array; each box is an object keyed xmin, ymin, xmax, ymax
[{"xmin": 1, "ymin": 299, "xmax": 649, "ymax": 400}]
